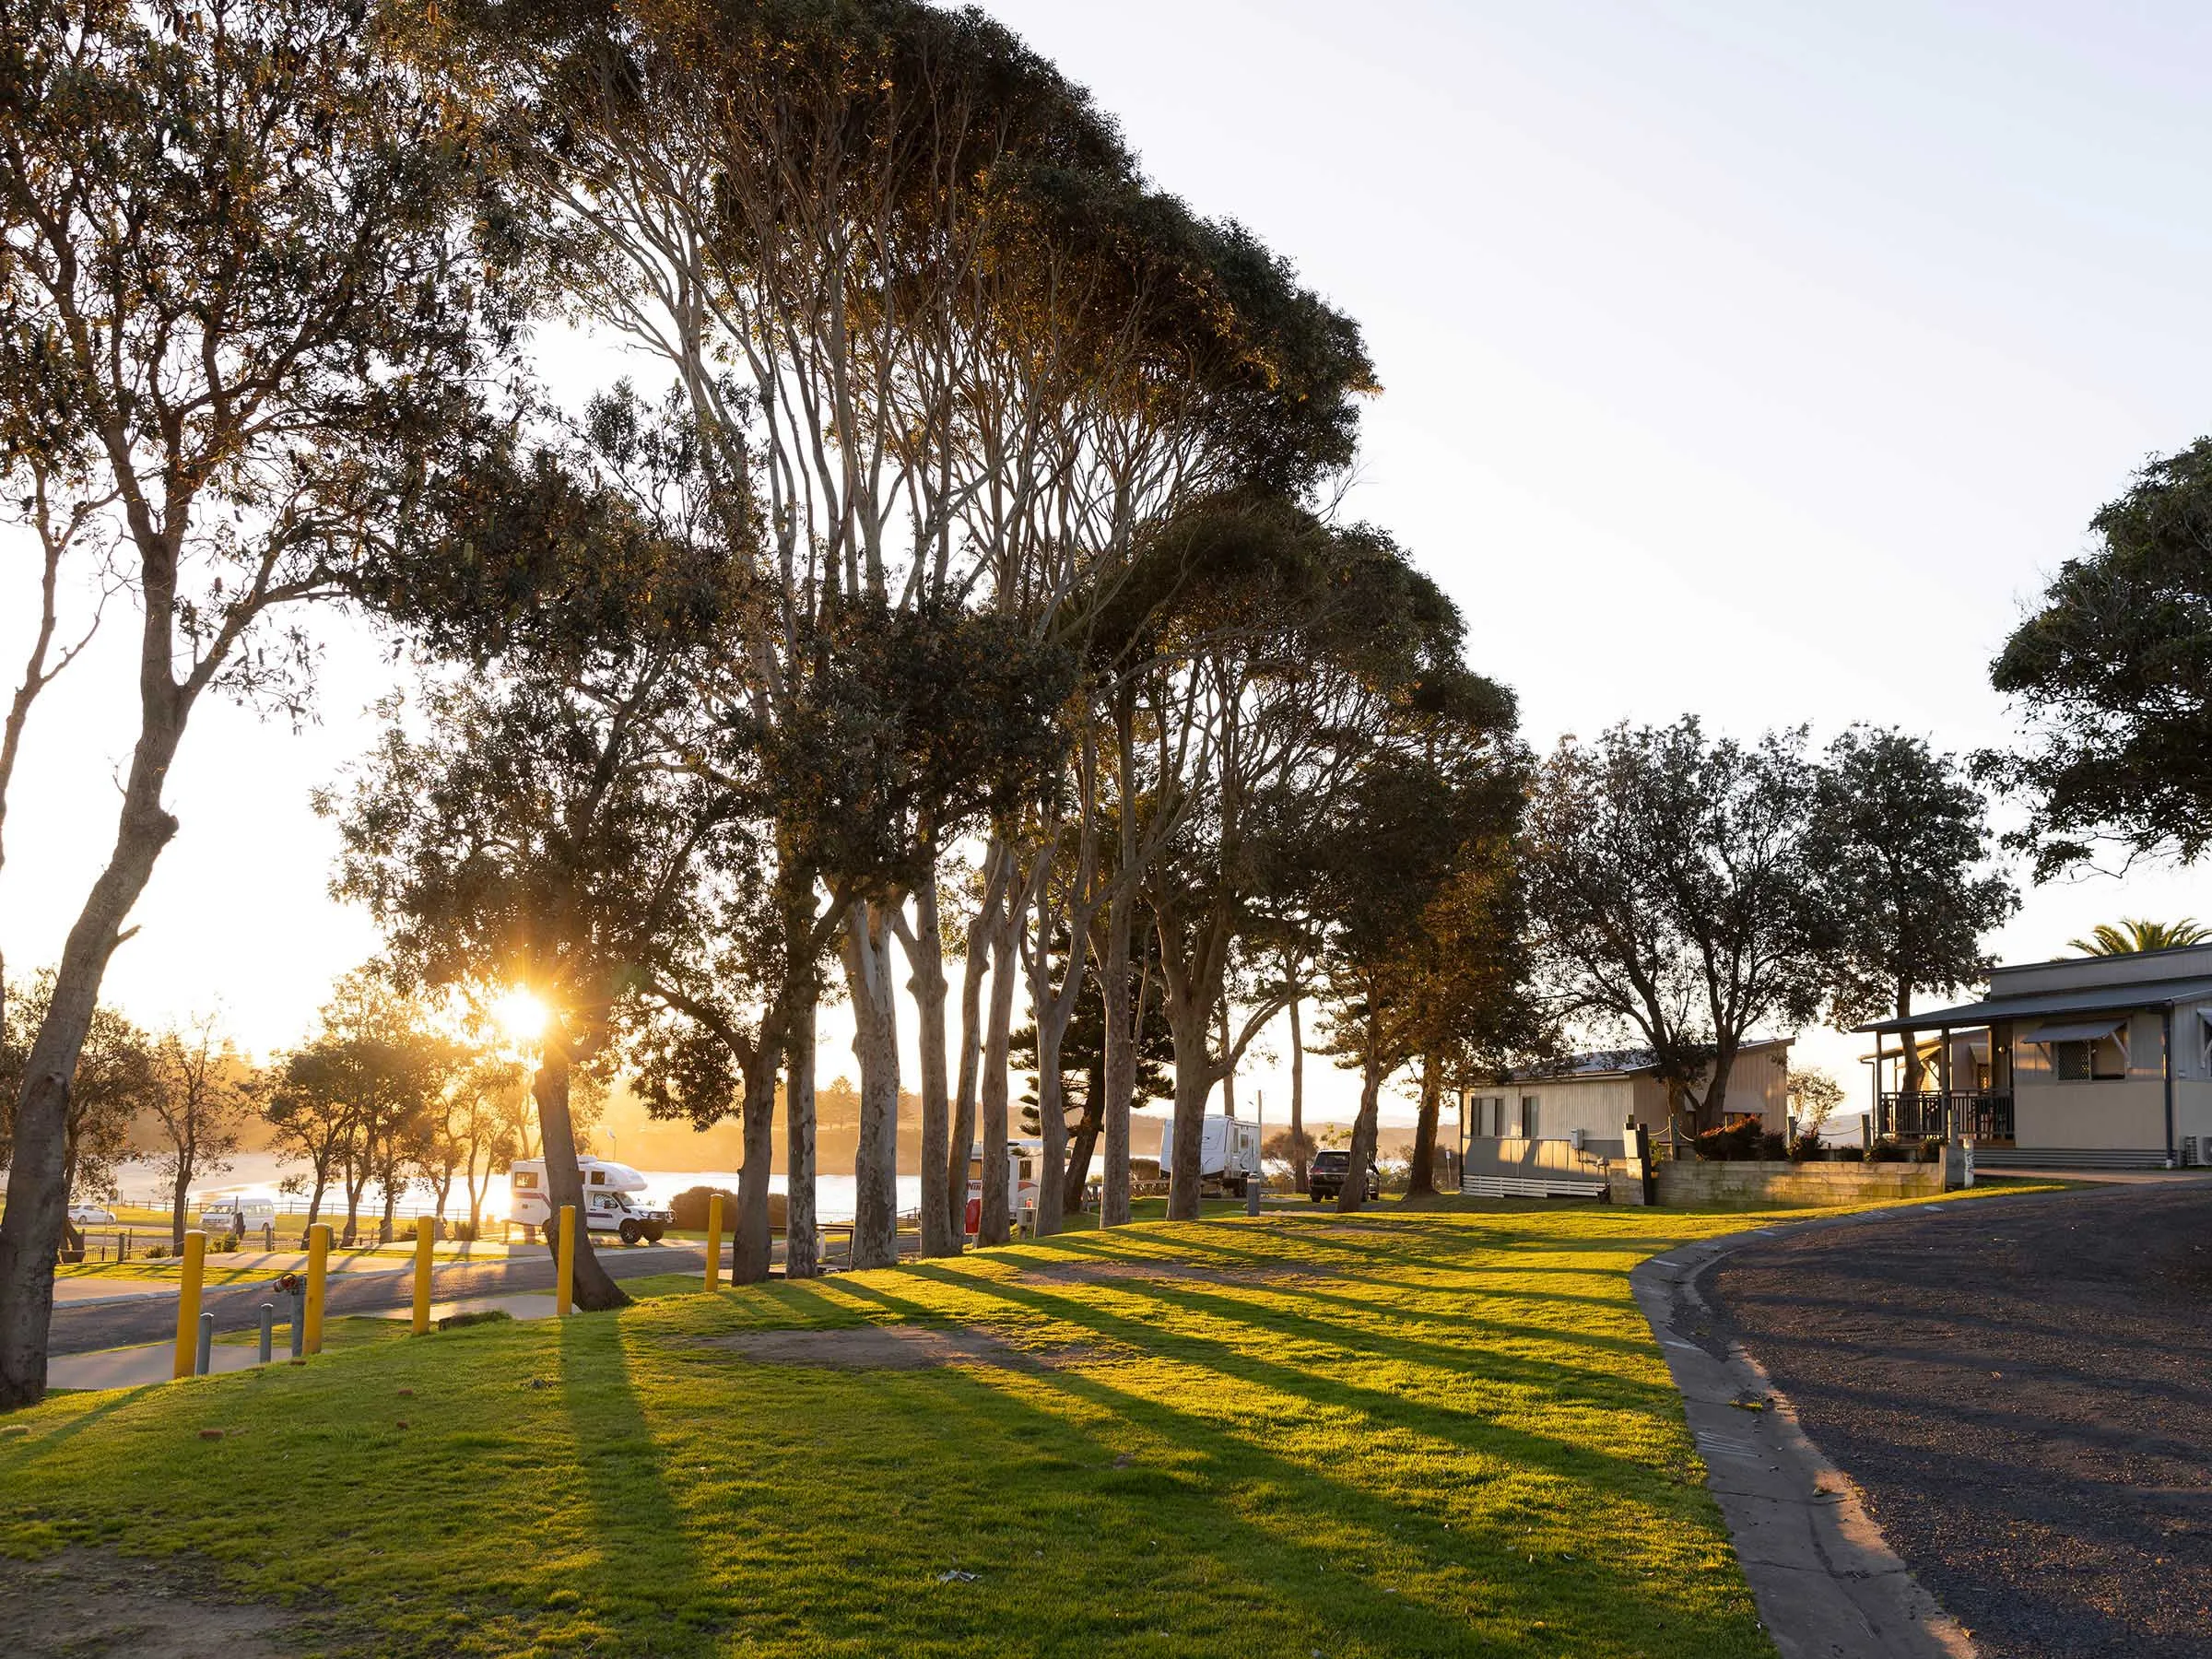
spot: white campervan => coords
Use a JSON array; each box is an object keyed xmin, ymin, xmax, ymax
[
  {"xmin": 964, "ymin": 1138, "xmax": 1041, "ymax": 1236},
  {"xmin": 509, "ymin": 1158, "xmax": 674, "ymax": 1246},
  {"xmin": 1155, "ymin": 1114, "xmax": 1263, "ymax": 1195},
  {"xmin": 196, "ymin": 1197, "xmax": 277, "ymax": 1239}
]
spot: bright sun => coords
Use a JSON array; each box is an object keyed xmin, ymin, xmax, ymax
[{"xmin": 493, "ymin": 988, "xmax": 551, "ymax": 1046}]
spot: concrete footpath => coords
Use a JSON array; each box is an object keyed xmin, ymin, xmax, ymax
[{"xmin": 1633, "ymin": 1212, "xmax": 1978, "ymax": 1659}]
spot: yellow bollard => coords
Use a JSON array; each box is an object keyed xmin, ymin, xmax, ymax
[
  {"xmin": 303, "ymin": 1222, "xmax": 331, "ymax": 1355},
  {"xmin": 555, "ymin": 1204, "xmax": 576, "ymax": 1317},
  {"xmin": 704, "ymin": 1193, "xmax": 724, "ymax": 1293},
  {"xmin": 412, "ymin": 1216, "xmax": 435, "ymax": 1335},
  {"xmin": 171, "ymin": 1230, "xmax": 207, "ymax": 1381}
]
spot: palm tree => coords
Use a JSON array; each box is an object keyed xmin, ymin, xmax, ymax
[{"xmin": 2067, "ymin": 918, "xmax": 2212, "ymax": 956}]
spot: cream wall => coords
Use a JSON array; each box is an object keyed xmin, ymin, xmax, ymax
[{"xmin": 2010, "ymin": 1008, "xmax": 2171, "ymax": 1151}]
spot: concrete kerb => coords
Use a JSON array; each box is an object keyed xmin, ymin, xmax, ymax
[{"xmin": 1633, "ymin": 1203, "xmax": 2009, "ymax": 1659}]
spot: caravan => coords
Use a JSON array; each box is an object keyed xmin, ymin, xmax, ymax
[
  {"xmin": 1155, "ymin": 1114, "xmax": 1263, "ymax": 1195},
  {"xmin": 965, "ymin": 1138, "xmax": 1042, "ymax": 1236},
  {"xmin": 509, "ymin": 1158, "xmax": 674, "ymax": 1245}
]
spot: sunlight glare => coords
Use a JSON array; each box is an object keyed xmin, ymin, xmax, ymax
[{"xmin": 495, "ymin": 987, "xmax": 550, "ymax": 1046}]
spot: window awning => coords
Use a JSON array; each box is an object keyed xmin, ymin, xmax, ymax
[{"xmin": 2019, "ymin": 1018, "xmax": 2127, "ymax": 1044}]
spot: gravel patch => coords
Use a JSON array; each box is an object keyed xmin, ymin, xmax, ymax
[{"xmin": 0, "ymin": 1548, "xmax": 307, "ymax": 1658}]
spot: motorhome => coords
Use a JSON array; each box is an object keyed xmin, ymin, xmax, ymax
[
  {"xmin": 965, "ymin": 1138, "xmax": 1042, "ymax": 1236},
  {"xmin": 509, "ymin": 1158, "xmax": 674, "ymax": 1245},
  {"xmin": 195, "ymin": 1197, "xmax": 277, "ymax": 1239},
  {"xmin": 1155, "ymin": 1114, "xmax": 1263, "ymax": 1195}
]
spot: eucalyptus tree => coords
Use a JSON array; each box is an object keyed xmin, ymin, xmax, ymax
[
  {"xmin": 0, "ymin": 0, "xmax": 498, "ymax": 1406},
  {"xmin": 1806, "ymin": 726, "xmax": 2015, "ymax": 1090},
  {"xmin": 1, "ymin": 972, "xmax": 155, "ymax": 1251},
  {"xmin": 1524, "ymin": 720, "xmax": 1829, "ymax": 1131}
]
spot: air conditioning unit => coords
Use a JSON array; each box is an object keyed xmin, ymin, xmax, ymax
[
  {"xmin": 1567, "ymin": 1126, "xmax": 1584, "ymax": 1151},
  {"xmin": 2183, "ymin": 1136, "xmax": 2201, "ymax": 1168}
]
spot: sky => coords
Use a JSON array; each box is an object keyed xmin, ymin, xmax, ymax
[{"xmin": 5, "ymin": 0, "xmax": 2209, "ymax": 1133}]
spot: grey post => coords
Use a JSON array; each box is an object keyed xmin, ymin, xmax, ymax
[
  {"xmin": 258, "ymin": 1302, "xmax": 275, "ymax": 1364},
  {"xmin": 195, "ymin": 1311, "xmax": 215, "ymax": 1377},
  {"xmin": 289, "ymin": 1289, "xmax": 305, "ymax": 1359}
]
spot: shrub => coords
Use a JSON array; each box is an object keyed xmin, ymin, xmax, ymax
[
  {"xmin": 1758, "ymin": 1131, "xmax": 1789, "ymax": 1161},
  {"xmin": 1788, "ymin": 1130, "xmax": 1823, "ymax": 1162},
  {"xmin": 1693, "ymin": 1121, "xmax": 1765, "ymax": 1161},
  {"xmin": 1870, "ymin": 1137, "xmax": 1913, "ymax": 1163},
  {"xmin": 435, "ymin": 1308, "xmax": 514, "ymax": 1332},
  {"xmin": 1919, "ymin": 1137, "xmax": 1946, "ymax": 1165},
  {"xmin": 213, "ymin": 1234, "xmax": 239, "ymax": 1253},
  {"xmin": 1834, "ymin": 1146, "xmax": 1865, "ymax": 1163}
]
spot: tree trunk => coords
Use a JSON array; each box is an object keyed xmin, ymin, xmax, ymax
[
  {"xmin": 1164, "ymin": 993, "xmax": 1214, "ymax": 1223},
  {"xmin": 734, "ymin": 1052, "xmax": 777, "ymax": 1285},
  {"xmin": 532, "ymin": 1042, "xmax": 629, "ymax": 1311},
  {"xmin": 1062, "ymin": 1052, "xmax": 1105, "ymax": 1215},
  {"xmin": 843, "ymin": 900, "xmax": 900, "ymax": 1270},
  {"xmin": 1096, "ymin": 887, "xmax": 1135, "ymax": 1228},
  {"xmin": 784, "ymin": 994, "xmax": 818, "ymax": 1279},
  {"xmin": 1339, "ymin": 1030, "xmax": 1385, "ymax": 1216},
  {"xmin": 0, "ymin": 576, "xmax": 192, "ymax": 1407},
  {"xmin": 1407, "ymin": 1052, "xmax": 1441, "ymax": 1197},
  {"xmin": 1030, "ymin": 883, "xmax": 1074, "ymax": 1239},
  {"xmin": 1288, "ymin": 990, "xmax": 1308, "ymax": 1195},
  {"xmin": 908, "ymin": 861, "xmax": 954, "ymax": 1258},
  {"xmin": 947, "ymin": 842, "xmax": 1006, "ymax": 1248},
  {"xmin": 978, "ymin": 911, "xmax": 1019, "ymax": 1246},
  {"xmin": 1218, "ymin": 995, "xmax": 1236, "ymax": 1119},
  {"xmin": 169, "ymin": 1154, "xmax": 192, "ymax": 1253},
  {"xmin": 1897, "ymin": 984, "xmax": 1923, "ymax": 1096},
  {"xmin": 306, "ymin": 1170, "xmax": 328, "ymax": 1231}
]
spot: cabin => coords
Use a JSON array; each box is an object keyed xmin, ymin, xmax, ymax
[
  {"xmin": 1858, "ymin": 945, "xmax": 2212, "ymax": 1170},
  {"xmin": 1456, "ymin": 1038, "xmax": 1793, "ymax": 1197}
]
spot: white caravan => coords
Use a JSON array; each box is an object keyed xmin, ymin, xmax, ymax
[
  {"xmin": 509, "ymin": 1158, "xmax": 674, "ymax": 1245},
  {"xmin": 1156, "ymin": 1114, "xmax": 1263, "ymax": 1195},
  {"xmin": 965, "ymin": 1138, "xmax": 1042, "ymax": 1236}
]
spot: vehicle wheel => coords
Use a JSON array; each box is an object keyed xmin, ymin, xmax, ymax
[
  {"xmin": 645, "ymin": 1225, "xmax": 665, "ymax": 1243},
  {"xmin": 618, "ymin": 1219, "xmax": 642, "ymax": 1245},
  {"xmin": 1309, "ymin": 1191, "xmax": 1320, "ymax": 1203}
]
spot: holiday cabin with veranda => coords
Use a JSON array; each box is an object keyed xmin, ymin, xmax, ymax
[{"xmin": 1856, "ymin": 943, "xmax": 2212, "ymax": 1171}]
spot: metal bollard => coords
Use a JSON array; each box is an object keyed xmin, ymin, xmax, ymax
[
  {"xmin": 258, "ymin": 1302, "xmax": 275, "ymax": 1364},
  {"xmin": 172, "ymin": 1230, "xmax": 207, "ymax": 1381},
  {"xmin": 289, "ymin": 1288, "xmax": 305, "ymax": 1358},
  {"xmin": 195, "ymin": 1311, "xmax": 215, "ymax": 1377},
  {"xmin": 704, "ymin": 1193, "xmax": 724, "ymax": 1292},
  {"xmin": 555, "ymin": 1205, "xmax": 577, "ymax": 1317},
  {"xmin": 411, "ymin": 1215, "xmax": 435, "ymax": 1335},
  {"xmin": 1245, "ymin": 1177, "xmax": 1262, "ymax": 1218}
]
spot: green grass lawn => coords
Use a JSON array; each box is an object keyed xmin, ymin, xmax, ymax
[{"xmin": 0, "ymin": 1190, "xmax": 2048, "ymax": 1657}]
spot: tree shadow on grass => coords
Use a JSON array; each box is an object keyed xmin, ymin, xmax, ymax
[
  {"xmin": 550, "ymin": 1313, "xmax": 721, "ymax": 1643},
  {"xmin": 855, "ymin": 1267, "xmax": 1673, "ymax": 1490},
  {"xmin": 813, "ymin": 1275, "xmax": 1759, "ymax": 1659}
]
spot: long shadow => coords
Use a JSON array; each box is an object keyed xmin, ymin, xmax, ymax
[
  {"xmin": 4, "ymin": 1383, "xmax": 156, "ymax": 1461},
  {"xmin": 1029, "ymin": 1272, "xmax": 1682, "ymax": 1407},
  {"xmin": 552, "ymin": 1312, "xmax": 715, "ymax": 1634},
  {"xmin": 853, "ymin": 1266, "xmax": 1671, "ymax": 1486},
  {"xmin": 815, "ymin": 1275, "xmax": 1750, "ymax": 1656}
]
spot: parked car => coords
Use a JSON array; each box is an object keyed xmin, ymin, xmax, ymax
[
  {"xmin": 1306, "ymin": 1149, "xmax": 1379, "ymax": 1202},
  {"xmin": 66, "ymin": 1205, "xmax": 117, "ymax": 1227},
  {"xmin": 197, "ymin": 1198, "xmax": 277, "ymax": 1238}
]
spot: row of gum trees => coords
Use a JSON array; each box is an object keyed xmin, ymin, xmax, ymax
[{"xmin": 0, "ymin": 0, "xmax": 1533, "ymax": 1398}]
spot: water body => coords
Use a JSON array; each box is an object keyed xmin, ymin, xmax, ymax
[{"xmin": 107, "ymin": 1152, "xmax": 921, "ymax": 1225}]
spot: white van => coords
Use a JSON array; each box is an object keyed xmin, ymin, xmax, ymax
[
  {"xmin": 509, "ymin": 1158, "xmax": 674, "ymax": 1246},
  {"xmin": 196, "ymin": 1197, "xmax": 277, "ymax": 1239},
  {"xmin": 1155, "ymin": 1114, "xmax": 1263, "ymax": 1195}
]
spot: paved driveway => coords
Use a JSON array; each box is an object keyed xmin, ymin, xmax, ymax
[{"xmin": 1705, "ymin": 1182, "xmax": 2212, "ymax": 1659}]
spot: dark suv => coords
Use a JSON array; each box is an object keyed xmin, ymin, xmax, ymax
[{"xmin": 1307, "ymin": 1149, "xmax": 1379, "ymax": 1202}]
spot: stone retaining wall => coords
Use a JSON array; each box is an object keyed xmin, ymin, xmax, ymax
[{"xmin": 1610, "ymin": 1145, "xmax": 1969, "ymax": 1206}]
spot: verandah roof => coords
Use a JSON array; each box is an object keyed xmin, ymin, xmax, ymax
[{"xmin": 1855, "ymin": 974, "xmax": 2212, "ymax": 1035}]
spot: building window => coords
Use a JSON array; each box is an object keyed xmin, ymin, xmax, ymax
[
  {"xmin": 2053, "ymin": 1035, "xmax": 2129, "ymax": 1081},
  {"xmin": 1521, "ymin": 1096, "xmax": 1540, "ymax": 1138}
]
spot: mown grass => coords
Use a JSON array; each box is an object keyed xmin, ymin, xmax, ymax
[{"xmin": 0, "ymin": 1189, "xmax": 2052, "ymax": 1657}]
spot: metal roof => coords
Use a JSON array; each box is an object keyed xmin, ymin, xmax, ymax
[{"xmin": 1856, "ymin": 974, "xmax": 2212, "ymax": 1034}]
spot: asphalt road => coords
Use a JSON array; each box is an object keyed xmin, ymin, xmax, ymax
[
  {"xmin": 1705, "ymin": 1182, "xmax": 2212, "ymax": 1659},
  {"xmin": 47, "ymin": 1241, "xmax": 711, "ymax": 1356}
]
